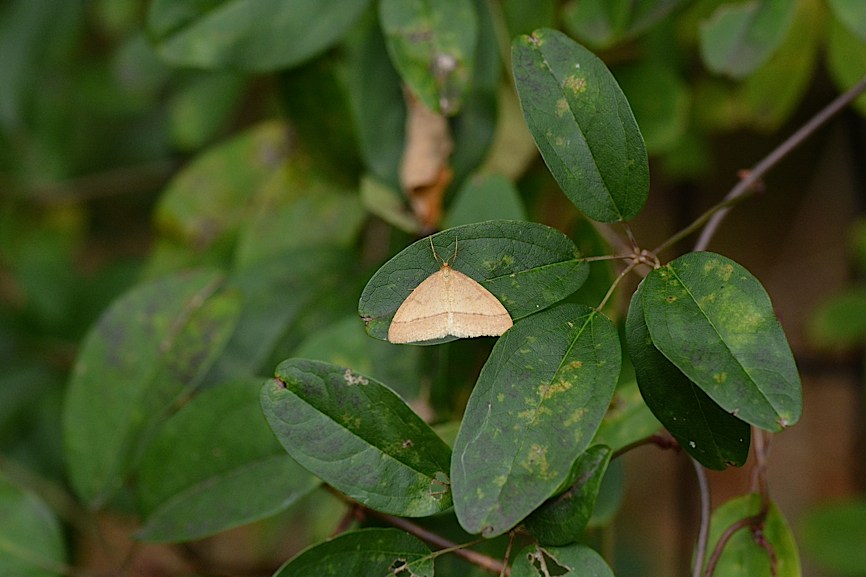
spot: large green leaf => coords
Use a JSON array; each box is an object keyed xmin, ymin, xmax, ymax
[
  {"xmin": 0, "ymin": 474, "xmax": 66, "ymax": 577},
  {"xmin": 511, "ymin": 543, "xmax": 613, "ymax": 577},
  {"xmin": 63, "ymin": 269, "xmax": 241, "ymax": 505},
  {"xmin": 801, "ymin": 499, "xmax": 866, "ymax": 576},
  {"xmin": 522, "ymin": 445, "xmax": 611, "ymax": 546},
  {"xmin": 273, "ymin": 528, "xmax": 433, "ymax": 577},
  {"xmin": 699, "ymin": 0, "xmax": 796, "ymax": 79},
  {"xmin": 262, "ymin": 359, "xmax": 452, "ymax": 517},
  {"xmin": 641, "ymin": 252, "xmax": 801, "ymax": 432},
  {"xmin": 359, "ymin": 220, "xmax": 588, "ymax": 342},
  {"xmin": 379, "ymin": 0, "xmax": 477, "ymax": 115},
  {"xmin": 136, "ymin": 380, "xmax": 318, "ymax": 542},
  {"xmin": 704, "ymin": 494, "xmax": 800, "ymax": 577},
  {"xmin": 452, "ymin": 304, "xmax": 620, "ymax": 536},
  {"xmin": 512, "ymin": 28, "xmax": 648, "ymax": 222},
  {"xmin": 626, "ymin": 279, "xmax": 750, "ymax": 470},
  {"xmin": 147, "ymin": 0, "xmax": 371, "ymax": 71}
]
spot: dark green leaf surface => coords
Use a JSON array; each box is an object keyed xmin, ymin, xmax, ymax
[
  {"xmin": 379, "ymin": 0, "xmax": 477, "ymax": 115},
  {"xmin": 359, "ymin": 221, "xmax": 587, "ymax": 342},
  {"xmin": 641, "ymin": 252, "xmax": 801, "ymax": 431},
  {"xmin": 452, "ymin": 304, "xmax": 620, "ymax": 536},
  {"xmin": 262, "ymin": 359, "xmax": 452, "ymax": 517},
  {"xmin": 511, "ymin": 543, "xmax": 613, "ymax": 577},
  {"xmin": 274, "ymin": 528, "xmax": 433, "ymax": 577},
  {"xmin": 801, "ymin": 499, "xmax": 866, "ymax": 576},
  {"xmin": 147, "ymin": 0, "xmax": 370, "ymax": 71},
  {"xmin": 699, "ymin": 0, "xmax": 796, "ymax": 79},
  {"xmin": 136, "ymin": 380, "xmax": 318, "ymax": 542},
  {"xmin": 627, "ymin": 280, "xmax": 750, "ymax": 469},
  {"xmin": 704, "ymin": 494, "xmax": 800, "ymax": 577},
  {"xmin": 522, "ymin": 445, "xmax": 611, "ymax": 546},
  {"xmin": 828, "ymin": 0, "xmax": 866, "ymax": 42},
  {"xmin": 63, "ymin": 269, "xmax": 241, "ymax": 505},
  {"xmin": 511, "ymin": 28, "xmax": 648, "ymax": 223},
  {"xmin": 0, "ymin": 475, "xmax": 66, "ymax": 577}
]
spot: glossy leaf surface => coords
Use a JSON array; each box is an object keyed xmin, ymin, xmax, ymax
[
  {"xmin": 359, "ymin": 221, "xmax": 588, "ymax": 342},
  {"xmin": 512, "ymin": 28, "xmax": 648, "ymax": 222},
  {"xmin": 452, "ymin": 304, "xmax": 620, "ymax": 536},
  {"xmin": 262, "ymin": 359, "xmax": 452, "ymax": 517},
  {"xmin": 627, "ymin": 279, "xmax": 750, "ymax": 469},
  {"xmin": 641, "ymin": 252, "xmax": 801, "ymax": 431}
]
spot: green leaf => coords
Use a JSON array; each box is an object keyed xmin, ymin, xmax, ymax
[
  {"xmin": 626, "ymin": 280, "xmax": 750, "ymax": 470},
  {"xmin": 511, "ymin": 543, "xmax": 613, "ymax": 577},
  {"xmin": 150, "ymin": 121, "xmax": 291, "ymax": 271},
  {"xmin": 827, "ymin": 14, "xmax": 866, "ymax": 117},
  {"xmin": 807, "ymin": 287, "xmax": 866, "ymax": 350},
  {"xmin": 147, "ymin": 0, "xmax": 371, "ymax": 71},
  {"xmin": 614, "ymin": 60, "xmax": 689, "ymax": 154},
  {"xmin": 262, "ymin": 359, "xmax": 452, "ymax": 517},
  {"xmin": 522, "ymin": 445, "xmax": 611, "ymax": 546},
  {"xmin": 444, "ymin": 173, "xmax": 527, "ymax": 228},
  {"xmin": 452, "ymin": 304, "xmax": 621, "ymax": 536},
  {"xmin": 511, "ymin": 28, "xmax": 649, "ymax": 223},
  {"xmin": 801, "ymin": 499, "xmax": 866, "ymax": 576},
  {"xmin": 641, "ymin": 252, "xmax": 802, "ymax": 432},
  {"xmin": 359, "ymin": 220, "xmax": 588, "ymax": 342},
  {"xmin": 136, "ymin": 380, "xmax": 318, "ymax": 542},
  {"xmin": 345, "ymin": 12, "xmax": 406, "ymax": 190},
  {"xmin": 562, "ymin": 0, "xmax": 681, "ymax": 49},
  {"xmin": 699, "ymin": 0, "xmax": 797, "ymax": 79},
  {"xmin": 168, "ymin": 72, "xmax": 246, "ymax": 151},
  {"xmin": 379, "ymin": 0, "xmax": 478, "ymax": 115},
  {"xmin": 0, "ymin": 474, "xmax": 66, "ymax": 577},
  {"xmin": 828, "ymin": 0, "xmax": 866, "ymax": 42},
  {"xmin": 63, "ymin": 269, "xmax": 242, "ymax": 505},
  {"xmin": 704, "ymin": 494, "xmax": 800, "ymax": 577},
  {"xmin": 273, "ymin": 528, "xmax": 433, "ymax": 577},
  {"xmin": 233, "ymin": 158, "xmax": 363, "ymax": 267},
  {"xmin": 359, "ymin": 176, "xmax": 421, "ymax": 234}
]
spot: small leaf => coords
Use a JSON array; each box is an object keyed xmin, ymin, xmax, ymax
[
  {"xmin": 63, "ymin": 269, "xmax": 240, "ymax": 505},
  {"xmin": 0, "ymin": 474, "xmax": 66, "ymax": 577},
  {"xmin": 444, "ymin": 173, "xmax": 527, "ymax": 228},
  {"xmin": 827, "ymin": 15, "xmax": 866, "ymax": 117},
  {"xmin": 511, "ymin": 543, "xmax": 613, "ymax": 577},
  {"xmin": 626, "ymin": 280, "xmax": 750, "ymax": 470},
  {"xmin": 359, "ymin": 220, "xmax": 587, "ymax": 342},
  {"xmin": 147, "ymin": 0, "xmax": 371, "ymax": 71},
  {"xmin": 452, "ymin": 304, "xmax": 621, "ymax": 536},
  {"xmin": 262, "ymin": 359, "xmax": 452, "ymax": 517},
  {"xmin": 704, "ymin": 494, "xmax": 800, "ymax": 577},
  {"xmin": 828, "ymin": 0, "xmax": 866, "ymax": 42},
  {"xmin": 522, "ymin": 445, "xmax": 612, "ymax": 546},
  {"xmin": 136, "ymin": 380, "xmax": 318, "ymax": 542},
  {"xmin": 274, "ymin": 528, "xmax": 433, "ymax": 577},
  {"xmin": 801, "ymin": 499, "xmax": 866, "ymax": 576},
  {"xmin": 512, "ymin": 28, "xmax": 649, "ymax": 222},
  {"xmin": 562, "ymin": 0, "xmax": 681, "ymax": 49},
  {"xmin": 641, "ymin": 252, "xmax": 802, "ymax": 432},
  {"xmin": 379, "ymin": 0, "xmax": 478, "ymax": 115},
  {"xmin": 807, "ymin": 287, "xmax": 866, "ymax": 350},
  {"xmin": 699, "ymin": 0, "xmax": 797, "ymax": 79}
]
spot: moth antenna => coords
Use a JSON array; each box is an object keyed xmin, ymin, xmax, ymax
[{"xmin": 429, "ymin": 235, "xmax": 443, "ymax": 265}]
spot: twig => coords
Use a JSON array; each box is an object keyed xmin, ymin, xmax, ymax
[
  {"xmin": 655, "ymin": 74, "xmax": 866, "ymax": 256},
  {"xmin": 611, "ymin": 432, "xmax": 680, "ymax": 460},
  {"xmin": 371, "ymin": 511, "xmax": 507, "ymax": 575},
  {"xmin": 703, "ymin": 515, "xmax": 757, "ymax": 577},
  {"xmin": 691, "ymin": 458, "xmax": 711, "ymax": 577}
]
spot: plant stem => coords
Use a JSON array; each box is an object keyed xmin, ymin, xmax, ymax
[
  {"xmin": 691, "ymin": 458, "xmax": 711, "ymax": 577},
  {"xmin": 655, "ymin": 74, "xmax": 866, "ymax": 256}
]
